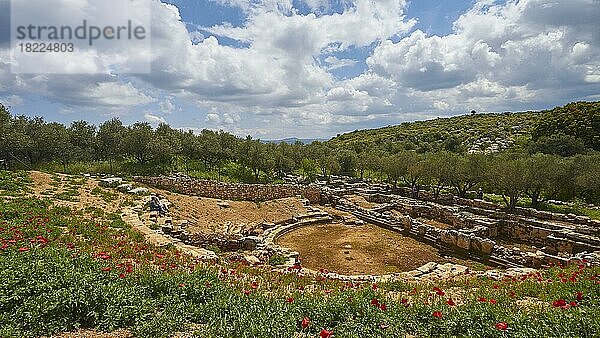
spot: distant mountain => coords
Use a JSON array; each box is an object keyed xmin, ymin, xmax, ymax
[{"xmin": 263, "ymin": 137, "xmax": 328, "ymax": 145}]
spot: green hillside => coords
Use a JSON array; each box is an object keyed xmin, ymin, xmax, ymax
[{"xmin": 329, "ymin": 102, "xmax": 600, "ymax": 154}]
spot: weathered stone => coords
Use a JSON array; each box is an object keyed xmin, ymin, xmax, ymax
[
  {"xmin": 99, "ymin": 177, "xmax": 123, "ymax": 188},
  {"xmin": 480, "ymin": 239, "xmax": 495, "ymax": 254},
  {"xmin": 128, "ymin": 187, "xmax": 149, "ymax": 195},
  {"xmin": 417, "ymin": 262, "xmax": 438, "ymax": 273},
  {"xmin": 241, "ymin": 236, "xmax": 261, "ymax": 250},
  {"xmin": 117, "ymin": 183, "xmax": 133, "ymax": 192},
  {"xmin": 457, "ymin": 233, "xmax": 471, "ymax": 250},
  {"xmin": 244, "ymin": 255, "xmax": 261, "ymax": 265}
]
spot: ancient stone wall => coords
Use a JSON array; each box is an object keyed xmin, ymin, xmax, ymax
[{"xmin": 134, "ymin": 175, "xmax": 322, "ymax": 203}]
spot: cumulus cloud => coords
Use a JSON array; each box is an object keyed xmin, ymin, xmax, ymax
[
  {"xmin": 144, "ymin": 113, "xmax": 166, "ymax": 124},
  {"xmin": 324, "ymin": 56, "xmax": 357, "ymax": 70},
  {"xmin": 367, "ymin": 0, "xmax": 600, "ymax": 107},
  {"xmin": 1, "ymin": 0, "xmax": 599, "ymax": 138}
]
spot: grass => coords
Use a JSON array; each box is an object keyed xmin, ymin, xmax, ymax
[
  {"xmin": 483, "ymin": 194, "xmax": 600, "ymax": 220},
  {"xmin": 0, "ymin": 170, "xmax": 31, "ymax": 196},
  {"xmin": 1, "ymin": 174, "xmax": 599, "ymax": 337},
  {"xmin": 91, "ymin": 187, "xmax": 119, "ymax": 203}
]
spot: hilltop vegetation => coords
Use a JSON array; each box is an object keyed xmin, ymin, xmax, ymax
[
  {"xmin": 330, "ymin": 110, "xmax": 539, "ymax": 154},
  {"xmin": 330, "ymin": 101, "xmax": 600, "ymax": 156}
]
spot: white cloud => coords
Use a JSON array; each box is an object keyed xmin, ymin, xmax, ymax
[
  {"xmin": 366, "ymin": 0, "xmax": 600, "ymax": 114},
  {"xmin": 1, "ymin": 0, "xmax": 599, "ymax": 139},
  {"xmin": 159, "ymin": 98, "xmax": 178, "ymax": 114},
  {"xmin": 144, "ymin": 113, "xmax": 166, "ymax": 124},
  {"xmin": 324, "ymin": 56, "xmax": 357, "ymax": 70}
]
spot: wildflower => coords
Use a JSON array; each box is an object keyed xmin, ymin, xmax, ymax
[
  {"xmin": 243, "ymin": 289, "xmax": 251, "ymax": 295},
  {"xmin": 576, "ymin": 292, "xmax": 583, "ymax": 301},
  {"xmin": 18, "ymin": 247, "xmax": 29, "ymax": 252},
  {"xmin": 552, "ymin": 299, "xmax": 567, "ymax": 308},
  {"xmin": 372, "ymin": 283, "xmax": 378, "ymax": 290},
  {"xmin": 301, "ymin": 317, "xmax": 310, "ymax": 329},
  {"xmin": 101, "ymin": 267, "xmax": 111, "ymax": 272},
  {"xmin": 433, "ymin": 311, "xmax": 443, "ymax": 319},
  {"xmin": 287, "ymin": 298, "xmax": 294, "ymax": 303},
  {"xmin": 489, "ymin": 299, "xmax": 497, "ymax": 305},
  {"xmin": 119, "ymin": 273, "xmax": 125, "ymax": 279},
  {"xmin": 447, "ymin": 298, "xmax": 456, "ymax": 306},
  {"xmin": 380, "ymin": 304, "xmax": 387, "ymax": 311},
  {"xmin": 433, "ymin": 287, "xmax": 445, "ymax": 296},
  {"xmin": 478, "ymin": 297, "xmax": 487, "ymax": 302},
  {"xmin": 251, "ymin": 281, "xmax": 259, "ymax": 289},
  {"xmin": 320, "ymin": 329, "xmax": 333, "ymax": 338},
  {"xmin": 371, "ymin": 299, "xmax": 380, "ymax": 307},
  {"xmin": 495, "ymin": 322, "xmax": 508, "ymax": 331}
]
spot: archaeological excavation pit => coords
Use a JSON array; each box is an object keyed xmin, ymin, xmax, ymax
[{"xmin": 276, "ymin": 222, "xmax": 481, "ymax": 275}]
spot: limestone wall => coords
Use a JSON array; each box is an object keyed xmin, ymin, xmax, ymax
[{"xmin": 135, "ymin": 175, "xmax": 322, "ymax": 203}]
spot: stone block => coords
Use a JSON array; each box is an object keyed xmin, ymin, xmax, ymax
[
  {"xmin": 480, "ymin": 239, "xmax": 495, "ymax": 255},
  {"xmin": 457, "ymin": 233, "xmax": 471, "ymax": 250}
]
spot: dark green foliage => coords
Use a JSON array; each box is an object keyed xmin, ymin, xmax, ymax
[{"xmin": 532, "ymin": 101, "xmax": 600, "ymax": 152}]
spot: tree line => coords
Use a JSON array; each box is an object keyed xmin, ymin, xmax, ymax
[{"xmin": 1, "ymin": 103, "xmax": 599, "ymax": 209}]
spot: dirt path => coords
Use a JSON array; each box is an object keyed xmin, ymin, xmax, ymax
[{"xmin": 278, "ymin": 223, "xmax": 477, "ymax": 275}]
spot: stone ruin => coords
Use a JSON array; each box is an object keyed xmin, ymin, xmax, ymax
[
  {"xmin": 321, "ymin": 180, "xmax": 600, "ymax": 269},
  {"xmin": 134, "ymin": 174, "xmax": 322, "ymax": 204},
  {"xmin": 118, "ymin": 174, "xmax": 600, "ymax": 279}
]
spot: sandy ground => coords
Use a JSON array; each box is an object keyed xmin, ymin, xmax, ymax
[
  {"xmin": 278, "ymin": 222, "xmax": 474, "ymax": 275},
  {"xmin": 151, "ymin": 189, "xmax": 308, "ymax": 235}
]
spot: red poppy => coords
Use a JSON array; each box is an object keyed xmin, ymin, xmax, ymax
[
  {"xmin": 372, "ymin": 283, "xmax": 378, "ymax": 290},
  {"xmin": 478, "ymin": 297, "xmax": 487, "ymax": 302},
  {"xmin": 251, "ymin": 281, "xmax": 259, "ymax": 289},
  {"xmin": 552, "ymin": 299, "xmax": 566, "ymax": 308},
  {"xmin": 371, "ymin": 299, "xmax": 380, "ymax": 307},
  {"xmin": 401, "ymin": 298, "xmax": 409, "ymax": 305},
  {"xmin": 433, "ymin": 287, "xmax": 445, "ymax": 296},
  {"xmin": 119, "ymin": 273, "xmax": 126, "ymax": 279},
  {"xmin": 576, "ymin": 292, "xmax": 583, "ymax": 301},
  {"xmin": 320, "ymin": 329, "xmax": 333, "ymax": 338},
  {"xmin": 301, "ymin": 317, "xmax": 310, "ymax": 329},
  {"xmin": 101, "ymin": 267, "xmax": 111, "ymax": 272},
  {"xmin": 380, "ymin": 304, "xmax": 387, "ymax": 311},
  {"xmin": 433, "ymin": 311, "xmax": 443, "ymax": 319},
  {"xmin": 489, "ymin": 299, "xmax": 497, "ymax": 305},
  {"xmin": 18, "ymin": 247, "xmax": 29, "ymax": 252},
  {"xmin": 287, "ymin": 298, "xmax": 294, "ymax": 303},
  {"xmin": 243, "ymin": 290, "xmax": 251, "ymax": 295},
  {"xmin": 495, "ymin": 322, "xmax": 508, "ymax": 331},
  {"xmin": 447, "ymin": 298, "xmax": 456, "ymax": 306}
]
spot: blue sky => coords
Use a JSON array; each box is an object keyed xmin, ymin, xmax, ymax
[{"xmin": 1, "ymin": 0, "xmax": 599, "ymax": 139}]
